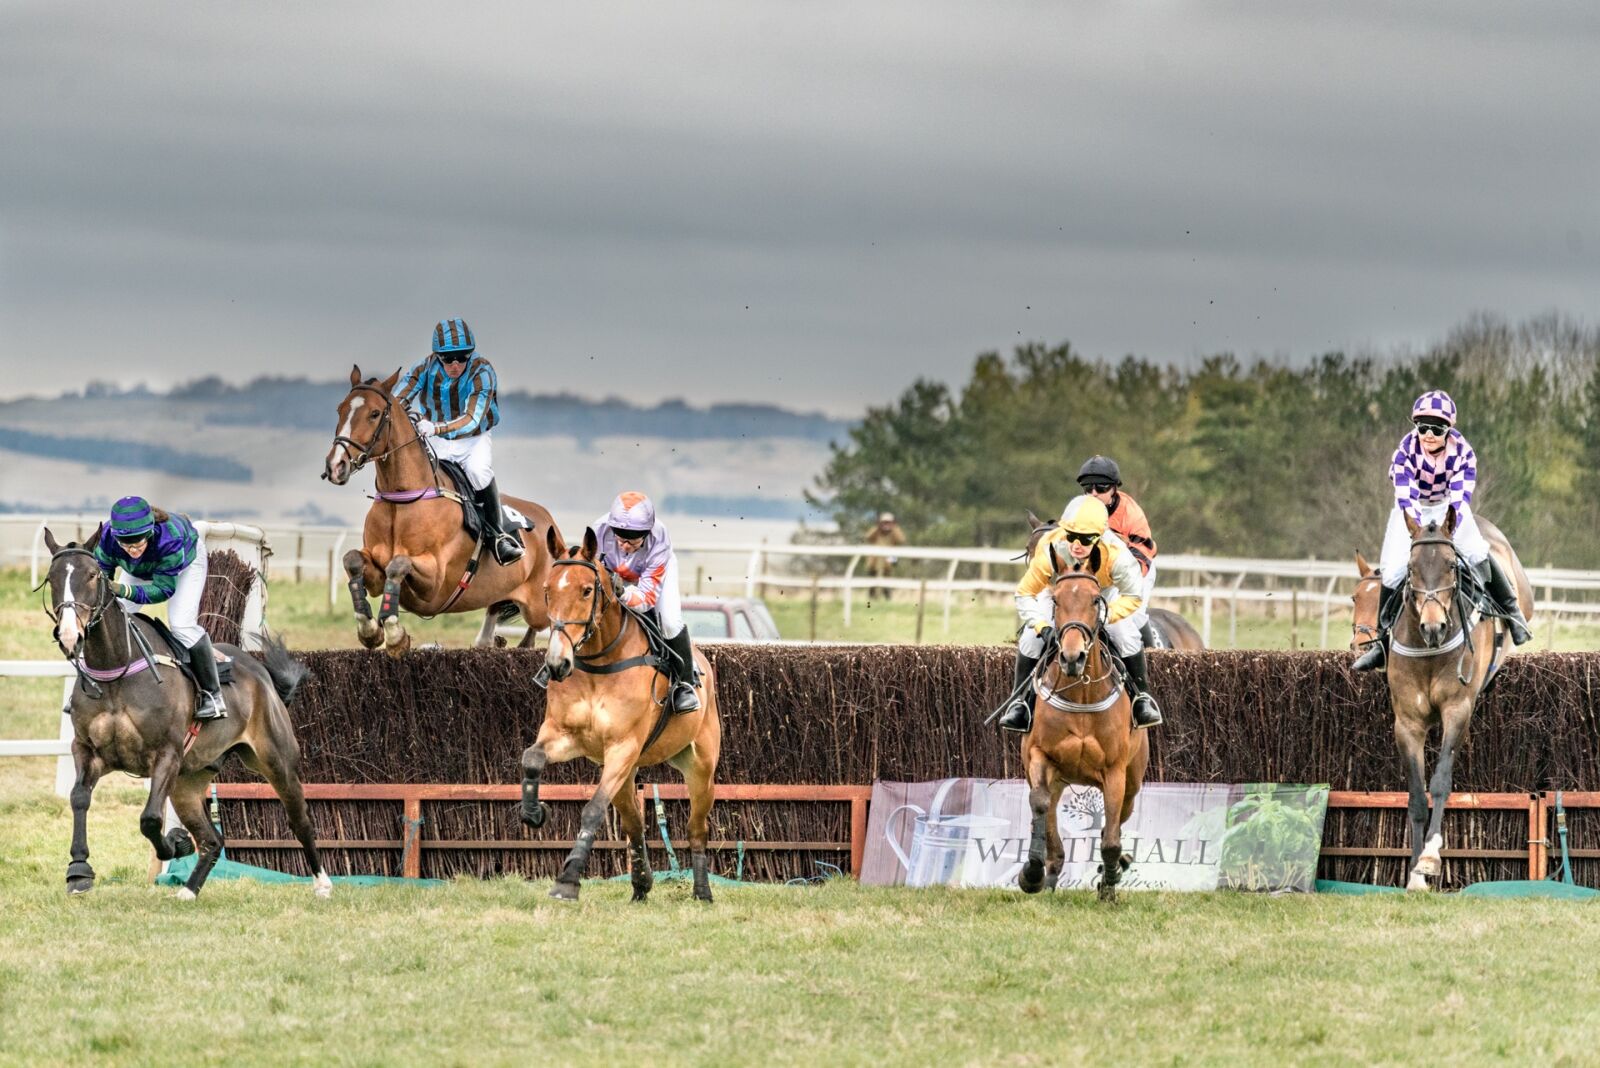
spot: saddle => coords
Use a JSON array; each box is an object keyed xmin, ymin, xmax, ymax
[
  {"xmin": 436, "ymin": 460, "xmax": 536, "ymax": 543},
  {"xmin": 134, "ymin": 614, "xmax": 235, "ymax": 687}
]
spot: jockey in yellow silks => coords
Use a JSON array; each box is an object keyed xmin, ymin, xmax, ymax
[{"xmin": 998, "ymin": 495, "xmax": 1163, "ymax": 733}]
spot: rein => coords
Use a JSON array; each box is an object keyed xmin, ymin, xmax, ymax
[
  {"xmin": 544, "ymin": 558, "xmax": 664, "ymax": 677},
  {"xmin": 38, "ymin": 547, "xmax": 167, "ymax": 696}
]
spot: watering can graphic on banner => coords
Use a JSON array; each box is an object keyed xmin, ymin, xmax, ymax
[{"xmin": 880, "ymin": 778, "xmax": 1027, "ymax": 888}]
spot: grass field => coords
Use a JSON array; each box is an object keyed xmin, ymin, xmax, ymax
[{"xmin": 7, "ymin": 568, "xmax": 1600, "ymax": 1064}]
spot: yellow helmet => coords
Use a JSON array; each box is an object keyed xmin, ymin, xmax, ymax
[{"xmin": 1059, "ymin": 495, "xmax": 1109, "ymax": 537}]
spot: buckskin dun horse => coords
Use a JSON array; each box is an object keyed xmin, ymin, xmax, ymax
[
  {"xmin": 323, "ymin": 367, "xmax": 562, "ymax": 655},
  {"xmin": 41, "ymin": 528, "xmax": 329, "ymax": 900},
  {"xmin": 1350, "ymin": 513, "xmax": 1534, "ymax": 891},
  {"xmin": 1018, "ymin": 552, "xmax": 1150, "ymax": 902},
  {"xmin": 519, "ymin": 527, "xmax": 721, "ymax": 903}
]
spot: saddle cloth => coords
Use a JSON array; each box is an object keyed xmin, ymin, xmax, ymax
[{"xmin": 437, "ymin": 460, "xmax": 537, "ymax": 544}]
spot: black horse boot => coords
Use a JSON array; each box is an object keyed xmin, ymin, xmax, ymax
[
  {"xmin": 664, "ymin": 627, "xmax": 701, "ymax": 713},
  {"xmin": 189, "ymin": 634, "xmax": 228, "ymax": 720},
  {"xmin": 998, "ymin": 650, "xmax": 1040, "ymax": 733},
  {"xmin": 1477, "ymin": 557, "xmax": 1533, "ymax": 645},
  {"xmin": 475, "ymin": 479, "xmax": 525, "ymax": 566},
  {"xmin": 1351, "ymin": 583, "xmax": 1400, "ymax": 672},
  {"xmin": 1122, "ymin": 648, "xmax": 1163, "ymax": 728}
]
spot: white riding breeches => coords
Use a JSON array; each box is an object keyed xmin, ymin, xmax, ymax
[
  {"xmin": 649, "ymin": 555, "xmax": 685, "ymax": 639},
  {"xmin": 429, "ymin": 432, "xmax": 494, "ymax": 492},
  {"xmin": 1378, "ymin": 502, "xmax": 1489, "ymax": 588},
  {"xmin": 118, "ymin": 535, "xmax": 209, "ymax": 648}
]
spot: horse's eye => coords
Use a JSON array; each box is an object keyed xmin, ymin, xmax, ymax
[
  {"xmin": 582, "ymin": 586, "xmax": 594, "ymax": 597},
  {"xmin": 369, "ymin": 411, "xmax": 380, "ymax": 420}
]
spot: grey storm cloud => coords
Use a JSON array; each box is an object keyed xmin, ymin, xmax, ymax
[{"xmin": 2, "ymin": 0, "xmax": 1597, "ymax": 411}]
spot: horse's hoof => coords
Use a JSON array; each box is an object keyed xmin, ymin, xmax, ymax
[
  {"xmin": 549, "ymin": 880, "xmax": 580, "ymax": 902},
  {"xmin": 313, "ymin": 872, "xmax": 333, "ymax": 899},
  {"xmin": 519, "ymin": 801, "xmax": 550, "ymax": 830},
  {"xmin": 175, "ymin": 887, "xmax": 197, "ymax": 902},
  {"xmin": 694, "ymin": 888, "xmax": 714, "ymax": 904},
  {"xmin": 1415, "ymin": 854, "xmax": 1441, "ymax": 878},
  {"xmin": 631, "ymin": 888, "xmax": 651, "ymax": 904},
  {"xmin": 355, "ymin": 619, "xmax": 382, "ymax": 649},
  {"xmin": 165, "ymin": 829, "xmax": 195, "ymax": 859},
  {"xmin": 1118, "ymin": 854, "xmax": 1132, "ymax": 872},
  {"xmin": 1406, "ymin": 870, "xmax": 1431, "ymax": 892},
  {"xmin": 1097, "ymin": 884, "xmax": 1117, "ymax": 903},
  {"xmin": 1018, "ymin": 861, "xmax": 1044, "ymax": 894},
  {"xmin": 66, "ymin": 877, "xmax": 95, "ymax": 895}
]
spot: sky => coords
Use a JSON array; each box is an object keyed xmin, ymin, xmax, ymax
[{"xmin": 3, "ymin": 1, "xmax": 1597, "ymax": 415}]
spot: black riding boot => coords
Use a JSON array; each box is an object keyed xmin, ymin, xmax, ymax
[
  {"xmin": 664, "ymin": 627, "xmax": 701, "ymax": 713},
  {"xmin": 1477, "ymin": 558, "xmax": 1533, "ymax": 645},
  {"xmin": 1351, "ymin": 583, "xmax": 1400, "ymax": 672},
  {"xmin": 998, "ymin": 650, "xmax": 1040, "ymax": 733},
  {"xmin": 188, "ymin": 634, "xmax": 228, "ymax": 720},
  {"xmin": 1122, "ymin": 648, "xmax": 1163, "ymax": 729},
  {"xmin": 475, "ymin": 479, "xmax": 525, "ymax": 566}
]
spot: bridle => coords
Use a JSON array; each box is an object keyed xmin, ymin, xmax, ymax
[
  {"xmin": 545, "ymin": 556, "xmax": 631, "ymax": 661},
  {"xmin": 326, "ymin": 383, "xmax": 424, "ymax": 476},
  {"xmin": 35, "ymin": 546, "xmax": 147, "ymax": 693},
  {"xmin": 1352, "ymin": 573, "xmax": 1383, "ymax": 648},
  {"xmin": 1406, "ymin": 532, "xmax": 1461, "ymax": 622},
  {"xmin": 1049, "ymin": 570, "xmax": 1115, "ymax": 689}
]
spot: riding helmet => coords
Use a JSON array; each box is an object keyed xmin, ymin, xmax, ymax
[
  {"xmin": 1411, "ymin": 390, "xmax": 1456, "ymax": 427},
  {"xmin": 432, "ymin": 318, "xmax": 476, "ymax": 355},
  {"xmin": 1058, "ymin": 495, "xmax": 1109, "ymax": 536},
  {"xmin": 1076, "ymin": 455, "xmax": 1122, "ymax": 488}
]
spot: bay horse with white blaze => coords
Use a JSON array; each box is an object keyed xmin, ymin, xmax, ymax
[
  {"xmin": 1018, "ymin": 552, "xmax": 1150, "ymax": 902},
  {"xmin": 324, "ymin": 366, "xmax": 562, "ymax": 655},
  {"xmin": 519, "ymin": 527, "xmax": 721, "ymax": 903},
  {"xmin": 1350, "ymin": 512, "xmax": 1533, "ymax": 891},
  {"xmin": 40, "ymin": 528, "xmax": 329, "ymax": 900}
]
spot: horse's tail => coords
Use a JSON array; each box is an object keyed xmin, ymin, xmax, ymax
[{"xmin": 254, "ymin": 630, "xmax": 309, "ymax": 706}]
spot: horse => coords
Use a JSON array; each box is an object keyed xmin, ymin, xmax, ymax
[
  {"xmin": 323, "ymin": 366, "xmax": 563, "ymax": 656},
  {"xmin": 1350, "ymin": 512, "xmax": 1534, "ymax": 891},
  {"xmin": 518, "ymin": 526, "xmax": 722, "ymax": 903},
  {"xmin": 39, "ymin": 527, "xmax": 330, "ymax": 900},
  {"xmin": 1026, "ymin": 510, "xmax": 1202, "ymax": 651},
  {"xmin": 1017, "ymin": 550, "xmax": 1150, "ymax": 902}
]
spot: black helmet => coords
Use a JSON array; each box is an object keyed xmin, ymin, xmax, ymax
[{"xmin": 1076, "ymin": 455, "xmax": 1121, "ymax": 488}]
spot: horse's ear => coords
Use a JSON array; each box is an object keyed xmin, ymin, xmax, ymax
[
  {"xmin": 545, "ymin": 525, "xmax": 562, "ymax": 559},
  {"xmin": 1445, "ymin": 508, "xmax": 1458, "ymax": 536},
  {"xmin": 1403, "ymin": 511, "xmax": 1420, "ymax": 539},
  {"xmin": 1047, "ymin": 540, "xmax": 1062, "ymax": 573},
  {"xmin": 1026, "ymin": 509, "xmax": 1043, "ymax": 530},
  {"xmin": 1354, "ymin": 551, "xmax": 1374, "ymax": 577},
  {"xmin": 581, "ymin": 527, "xmax": 599, "ymax": 561},
  {"xmin": 43, "ymin": 527, "xmax": 60, "ymax": 555},
  {"xmin": 350, "ymin": 365, "xmax": 363, "ymax": 386},
  {"xmin": 379, "ymin": 367, "xmax": 401, "ymax": 393},
  {"xmin": 89, "ymin": 522, "xmax": 104, "ymax": 548}
]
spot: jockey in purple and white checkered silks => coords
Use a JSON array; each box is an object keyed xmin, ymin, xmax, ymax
[{"xmin": 1352, "ymin": 390, "xmax": 1533, "ymax": 671}]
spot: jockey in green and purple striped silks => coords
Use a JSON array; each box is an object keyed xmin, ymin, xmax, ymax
[
  {"xmin": 90, "ymin": 496, "xmax": 228, "ymax": 719},
  {"xmin": 392, "ymin": 317, "xmax": 525, "ymax": 567},
  {"xmin": 1351, "ymin": 390, "xmax": 1533, "ymax": 672}
]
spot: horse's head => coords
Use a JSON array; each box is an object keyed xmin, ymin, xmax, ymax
[
  {"xmin": 324, "ymin": 365, "xmax": 402, "ymax": 485},
  {"xmin": 542, "ymin": 526, "xmax": 614, "ymax": 681},
  {"xmin": 1048, "ymin": 543, "xmax": 1107, "ymax": 679},
  {"xmin": 1405, "ymin": 511, "xmax": 1460, "ymax": 647},
  {"xmin": 1350, "ymin": 551, "xmax": 1381, "ymax": 652},
  {"xmin": 40, "ymin": 525, "xmax": 111, "ymax": 657}
]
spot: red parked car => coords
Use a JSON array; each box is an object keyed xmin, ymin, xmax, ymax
[{"xmin": 680, "ymin": 597, "xmax": 782, "ymax": 641}]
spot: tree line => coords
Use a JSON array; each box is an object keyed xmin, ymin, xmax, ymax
[{"xmin": 810, "ymin": 313, "xmax": 1600, "ymax": 568}]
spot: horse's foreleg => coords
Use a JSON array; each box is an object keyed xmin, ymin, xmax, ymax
[
  {"xmin": 1043, "ymin": 778, "xmax": 1067, "ymax": 891},
  {"xmin": 168, "ymin": 775, "xmax": 225, "ymax": 901},
  {"xmin": 380, "ymin": 555, "xmax": 414, "ymax": 657},
  {"xmin": 140, "ymin": 749, "xmax": 183, "ymax": 862},
  {"xmin": 1098, "ymin": 769, "xmax": 1130, "ymax": 903},
  {"xmin": 551, "ymin": 745, "xmax": 640, "ymax": 902},
  {"xmin": 612, "ymin": 773, "xmax": 653, "ymax": 903},
  {"xmin": 1019, "ymin": 751, "xmax": 1053, "ymax": 894},
  {"xmin": 1416, "ymin": 705, "xmax": 1471, "ymax": 886},
  {"xmin": 1395, "ymin": 715, "xmax": 1432, "ymax": 891},
  {"xmin": 66, "ymin": 742, "xmax": 102, "ymax": 894},
  {"xmin": 344, "ymin": 549, "xmax": 382, "ymax": 650}
]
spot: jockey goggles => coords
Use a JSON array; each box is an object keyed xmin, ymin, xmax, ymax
[
  {"xmin": 1063, "ymin": 530, "xmax": 1101, "ymax": 547},
  {"xmin": 437, "ymin": 353, "xmax": 471, "ymax": 366},
  {"xmin": 1081, "ymin": 481, "xmax": 1116, "ymax": 494},
  {"xmin": 114, "ymin": 532, "xmax": 151, "ymax": 548},
  {"xmin": 1413, "ymin": 419, "xmax": 1449, "ymax": 437}
]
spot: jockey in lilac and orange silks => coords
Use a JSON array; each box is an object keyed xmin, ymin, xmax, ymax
[
  {"xmin": 90, "ymin": 496, "xmax": 228, "ymax": 719},
  {"xmin": 392, "ymin": 318, "xmax": 523, "ymax": 565},
  {"xmin": 592, "ymin": 492, "xmax": 700, "ymax": 714}
]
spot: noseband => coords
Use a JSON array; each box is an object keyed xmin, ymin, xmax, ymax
[{"xmin": 1406, "ymin": 533, "xmax": 1460, "ymax": 617}]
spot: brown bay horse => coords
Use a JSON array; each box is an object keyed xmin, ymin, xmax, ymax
[
  {"xmin": 518, "ymin": 527, "xmax": 721, "ymax": 903},
  {"xmin": 41, "ymin": 529, "xmax": 329, "ymax": 900},
  {"xmin": 323, "ymin": 366, "xmax": 562, "ymax": 655},
  {"xmin": 1350, "ymin": 514, "xmax": 1534, "ymax": 891},
  {"xmin": 1018, "ymin": 554, "xmax": 1150, "ymax": 902}
]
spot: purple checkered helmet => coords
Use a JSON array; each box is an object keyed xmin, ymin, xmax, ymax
[{"xmin": 1411, "ymin": 390, "xmax": 1456, "ymax": 427}]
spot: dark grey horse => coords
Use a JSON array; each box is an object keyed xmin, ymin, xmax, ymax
[{"xmin": 41, "ymin": 526, "xmax": 329, "ymax": 901}]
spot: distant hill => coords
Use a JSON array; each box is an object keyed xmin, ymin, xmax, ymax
[{"xmin": 74, "ymin": 376, "xmax": 855, "ymax": 442}]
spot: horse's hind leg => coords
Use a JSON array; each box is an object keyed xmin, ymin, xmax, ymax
[
  {"xmin": 140, "ymin": 749, "xmax": 184, "ymax": 862},
  {"xmin": 1394, "ymin": 714, "xmax": 1432, "ymax": 891},
  {"xmin": 379, "ymin": 555, "xmax": 414, "ymax": 657},
  {"xmin": 1416, "ymin": 704, "xmax": 1471, "ymax": 888},
  {"xmin": 1019, "ymin": 751, "xmax": 1053, "ymax": 895},
  {"xmin": 168, "ymin": 775, "xmax": 225, "ymax": 901},
  {"xmin": 682, "ymin": 749, "xmax": 717, "ymax": 903},
  {"xmin": 613, "ymin": 774, "xmax": 654, "ymax": 903},
  {"xmin": 66, "ymin": 743, "xmax": 103, "ymax": 894},
  {"xmin": 245, "ymin": 743, "xmax": 331, "ymax": 898},
  {"xmin": 551, "ymin": 746, "xmax": 639, "ymax": 902},
  {"xmin": 344, "ymin": 549, "xmax": 383, "ymax": 650}
]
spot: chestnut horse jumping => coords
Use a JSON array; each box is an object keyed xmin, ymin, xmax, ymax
[
  {"xmin": 1351, "ymin": 513, "xmax": 1533, "ymax": 891},
  {"xmin": 519, "ymin": 527, "xmax": 721, "ymax": 903},
  {"xmin": 1018, "ymin": 556, "xmax": 1150, "ymax": 902},
  {"xmin": 323, "ymin": 366, "xmax": 562, "ymax": 655}
]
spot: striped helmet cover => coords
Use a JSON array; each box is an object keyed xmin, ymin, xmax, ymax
[
  {"xmin": 109, "ymin": 495, "xmax": 156, "ymax": 537},
  {"xmin": 432, "ymin": 318, "xmax": 476, "ymax": 354}
]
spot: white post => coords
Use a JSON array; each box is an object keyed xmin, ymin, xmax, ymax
[
  {"xmin": 329, "ymin": 529, "xmax": 350, "ymax": 609},
  {"xmin": 1202, "ymin": 590, "xmax": 1213, "ymax": 648},
  {"xmin": 30, "ymin": 519, "xmax": 49, "ymax": 590},
  {"xmin": 842, "ymin": 554, "xmax": 861, "ymax": 629},
  {"xmin": 1319, "ymin": 575, "xmax": 1339, "ymax": 649},
  {"xmin": 942, "ymin": 559, "xmax": 960, "ymax": 634},
  {"xmin": 54, "ymin": 677, "xmax": 75, "ymax": 798}
]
